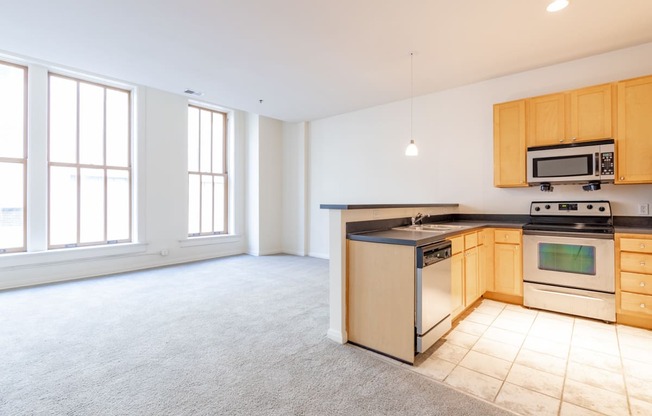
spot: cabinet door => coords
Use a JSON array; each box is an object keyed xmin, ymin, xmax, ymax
[
  {"xmin": 528, "ymin": 93, "xmax": 566, "ymax": 147},
  {"xmin": 347, "ymin": 241, "xmax": 416, "ymax": 363},
  {"xmin": 464, "ymin": 247, "xmax": 480, "ymax": 306},
  {"xmin": 494, "ymin": 243, "xmax": 523, "ymax": 296},
  {"xmin": 482, "ymin": 229, "xmax": 495, "ymax": 292},
  {"xmin": 451, "ymin": 252, "xmax": 465, "ymax": 319},
  {"xmin": 493, "ymin": 100, "xmax": 527, "ymax": 187},
  {"xmin": 569, "ymin": 83, "xmax": 614, "ymax": 142},
  {"xmin": 617, "ymin": 75, "xmax": 652, "ymax": 184}
]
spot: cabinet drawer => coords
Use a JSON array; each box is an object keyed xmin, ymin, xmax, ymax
[
  {"xmin": 621, "ymin": 252, "xmax": 652, "ymax": 274},
  {"xmin": 621, "ymin": 272, "xmax": 652, "ymax": 295},
  {"xmin": 621, "ymin": 292, "xmax": 652, "ymax": 316},
  {"xmin": 450, "ymin": 235, "xmax": 464, "ymax": 255},
  {"xmin": 464, "ymin": 232, "xmax": 478, "ymax": 249},
  {"xmin": 621, "ymin": 238, "xmax": 652, "ymax": 254},
  {"xmin": 494, "ymin": 229, "xmax": 521, "ymax": 244}
]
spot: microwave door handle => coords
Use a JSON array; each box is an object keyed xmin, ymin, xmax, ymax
[{"xmin": 595, "ymin": 152, "xmax": 600, "ymax": 176}]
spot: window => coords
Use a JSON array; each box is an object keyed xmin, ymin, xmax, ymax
[
  {"xmin": 187, "ymin": 105, "xmax": 228, "ymax": 236},
  {"xmin": 48, "ymin": 74, "xmax": 131, "ymax": 248},
  {"xmin": 0, "ymin": 61, "xmax": 27, "ymax": 253}
]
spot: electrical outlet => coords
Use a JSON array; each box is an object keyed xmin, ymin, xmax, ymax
[
  {"xmin": 160, "ymin": 249, "xmax": 169, "ymax": 256},
  {"xmin": 373, "ymin": 209, "xmax": 380, "ymax": 219},
  {"xmin": 639, "ymin": 203, "xmax": 650, "ymax": 216}
]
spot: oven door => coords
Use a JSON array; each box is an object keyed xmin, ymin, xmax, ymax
[{"xmin": 523, "ymin": 233, "xmax": 614, "ymax": 293}]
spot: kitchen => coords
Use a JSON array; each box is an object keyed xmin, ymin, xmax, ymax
[{"xmin": 318, "ymin": 45, "xmax": 652, "ymax": 415}]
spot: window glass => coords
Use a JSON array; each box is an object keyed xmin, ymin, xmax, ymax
[
  {"xmin": 0, "ymin": 61, "xmax": 26, "ymax": 253},
  {"xmin": 50, "ymin": 166, "xmax": 78, "ymax": 246},
  {"xmin": 0, "ymin": 162, "xmax": 24, "ymax": 250},
  {"xmin": 49, "ymin": 76, "xmax": 77, "ymax": 164},
  {"xmin": 0, "ymin": 63, "xmax": 25, "ymax": 159},
  {"xmin": 49, "ymin": 74, "xmax": 131, "ymax": 248},
  {"xmin": 187, "ymin": 105, "xmax": 228, "ymax": 236},
  {"xmin": 106, "ymin": 89, "xmax": 129, "ymax": 167},
  {"xmin": 538, "ymin": 243, "xmax": 596, "ymax": 275}
]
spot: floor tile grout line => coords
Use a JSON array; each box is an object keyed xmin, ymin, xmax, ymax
[
  {"xmin": 616, "ymin": 325, "xmax": 634, "ymax": 416},
  {"xmin": 492, "ymin": 306, "xmax": 543, "ymax": 407}
]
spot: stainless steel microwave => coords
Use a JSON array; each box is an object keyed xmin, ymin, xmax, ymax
[{"xmin": 527, "ymin": 139, "xmax": 615, "ymax": 185}]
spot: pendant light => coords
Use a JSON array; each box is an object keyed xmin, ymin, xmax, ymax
[
  {"xmin": 405, "ymin": 52, "xmax": 419, "ymax": 156},
  {"xmin": 546, "ymin": 0, "xmax": 569, "ymax": 12}
]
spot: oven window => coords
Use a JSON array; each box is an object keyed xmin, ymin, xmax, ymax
[
  {"xmin": 538, "ymin": 243, "xmax": 596, "ymax": 275},
  {"xmin": 534, "ymin": 155, "xmax": 592, "ymax": 178}
]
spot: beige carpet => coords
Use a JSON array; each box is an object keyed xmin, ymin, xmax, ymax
[{"xmin": 0, "ymin": 254, "xmax": 510, "ymax": 415}]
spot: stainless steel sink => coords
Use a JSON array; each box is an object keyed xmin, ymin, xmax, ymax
[{"xmin": 391, "ymin": 223, "xmax": 470, "ymax": 233}]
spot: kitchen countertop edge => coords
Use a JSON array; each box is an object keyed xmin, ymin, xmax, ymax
[
  {"xmin": 320, "ymin": 203, "xmax": 459, "ymax": 210},
  {"xmin": 347, "ymin": 221, "xmax": 525, "ymax": 247}
]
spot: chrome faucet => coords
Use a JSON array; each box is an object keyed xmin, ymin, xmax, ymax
[{"xmin": 411, "ymin": 212, "xmax": 429, "ymax": 225}]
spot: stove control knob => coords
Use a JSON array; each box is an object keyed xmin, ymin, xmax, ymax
[
  {"xmin": 545, "ymin": 204, "xmax": 551, "ymax": 210},
  {"xmin": 599, "ymin": 207, "xmax": 606, "ymax": 212},
  {"xmin": 534, "ymin": 207, "xmax": 541, "ymax": 212},
  {"xmin": 587, "ymin": 204, "xmax": 593, "ymax": 210}
]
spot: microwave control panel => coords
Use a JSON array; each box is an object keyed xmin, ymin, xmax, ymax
[{"xmin": 600, "ymin": 152, "xmax": 614, "ymax": 175}]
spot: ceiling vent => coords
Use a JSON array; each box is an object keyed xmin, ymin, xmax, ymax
[{"xmin": 184, "ymin": 89, "xmax": 204, "ymax": 96}]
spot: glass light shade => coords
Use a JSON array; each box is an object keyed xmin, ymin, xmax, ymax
[
  {"xmin": 547, "ymin": 0, "xmax": 569, "ymax": 12},
  {"xmin": 405, "ymin": 140, "xmax": 418, "ymax": 156}
]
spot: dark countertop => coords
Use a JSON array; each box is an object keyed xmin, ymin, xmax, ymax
[
  {"xmin": 348, "ymin": 221, "xmax": 525, "ymax": 247},
  {"xmin": 615, "ymin": 227, "xmax": 652, "ymax": 235},
  {"xmin": 320, "ymin": 203, "xmax": 459, "ymax": 210}
]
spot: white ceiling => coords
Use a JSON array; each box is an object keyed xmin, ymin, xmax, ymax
[{"xmin": 1, "ymin": 0, "xmax": 652, "ymax": 122}]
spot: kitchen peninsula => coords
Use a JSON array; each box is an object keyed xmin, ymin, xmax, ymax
[{"xmin": 320, "ymin": 203, "xmax": 532, "ymax": 349}]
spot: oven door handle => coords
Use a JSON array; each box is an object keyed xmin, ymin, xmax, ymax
[
  {"xmin": 522, "ymin": 229, "xmax": 614, "ymax": 239},
  {"xmin": 531, "ymin": 287, "xmax": 606, "ymax": 302}
]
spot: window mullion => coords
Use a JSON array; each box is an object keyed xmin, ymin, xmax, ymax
[
  {"xmin": 76, "ymin": 81, "xmax": 81, "ymax": 246},
  {"xmin": 103, "ymin": 88, "xmax": 108, "ymax": 243}
]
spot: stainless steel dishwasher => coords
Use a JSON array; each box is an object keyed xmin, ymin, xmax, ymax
[{"xmin": 416, "ymin": 240, "xmax": 452, "ymax": 353}]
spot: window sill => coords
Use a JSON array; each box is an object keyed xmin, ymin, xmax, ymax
[
  {"xmin": 179, "ymin": 234, "xmax": 242, "ymax": 248},
  {"xmin": 0, "ymin": 242, "xmax": 149, "ymax": 269}
]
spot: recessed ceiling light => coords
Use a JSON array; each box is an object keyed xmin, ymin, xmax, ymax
[
  {"xmin": 547, "ymin": 0, "xmax": 569, "ymax": 12},
  {"xmin": 184, "ymin": 89, "xmax": 204, "ymax": 96}
]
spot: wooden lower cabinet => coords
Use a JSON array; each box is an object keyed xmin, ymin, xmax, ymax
[
  {"xmin": 616, "ymin": 233, "xmax": 652, "ymax": 329},
  {"xmin": 347, "ymin": 240, "xmax": 416, "ymax": 363},
  {"xmin": 485, "ymin": 228, "xmax": 523, "ymax": 302},
  {"xmin": 451, "ymin": 251, "xmax": 465, "ymax": 319},
  {"xmin": 450, "ymin": 231, "xmax": 484, "ymax": 320}
]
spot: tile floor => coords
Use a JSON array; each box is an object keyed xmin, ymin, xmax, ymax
[{"xmin": 410, "ymin": 299, "xmax": 652, "ymax": 416}]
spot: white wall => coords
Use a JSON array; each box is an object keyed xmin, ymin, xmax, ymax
[
  {"xmin": 308, "ymin": 42, "xmax": 652, "ymax": 258},
  {"xmin": 1, "ymin": 63, "xmax": 249, "ymax": 290},
  {"xmin": 282, "ymin": 122, "xmax": 308, "ymax": 256},
  {"xmin": 258, "ymin": 116, "xmax": 283, "ymax": 255},
  {"xmin": 245, "ymin": 115, "xmax": 284, "ymax": 256}
]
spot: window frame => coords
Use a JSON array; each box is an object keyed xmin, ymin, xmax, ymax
[
  {"xmin": 187, "ymin": 104, "xmax": 228, "ymax": 237},
  {"xmin": 0, "ymin": 60, "xmax": 28, "ymax": 254},
  {"xmin": 47, "ymin": 72, "xmax": 132, "ymax": 249}
]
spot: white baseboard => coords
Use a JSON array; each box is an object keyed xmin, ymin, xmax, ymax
[
  {"xmin": 309, "ymin": 251, "xmax": 329, "ymax": 260},
  {"xmin": 327, "ymin": 328, "xmax": 346, "ymax": 344}
]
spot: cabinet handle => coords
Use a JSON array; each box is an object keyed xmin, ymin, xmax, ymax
[
  {"xmin": 504, "ymin": 234, "xmax": 509, "ymax": 240},
  {"xmin": 641, "ymin": 244, "xmax": 646, "ymax": 249},
  {"xmin": 559, "ymin": 139, "xmax": 564, "ymax": 143},
  {"xmin": 640, "ymin": 282, "xmax": 646, "ymax": 287},
  {"xmin": 641, "ymin": 262, "xmax": 646, "ymax": 267},
  {"xmin": 571, "ymin": 137, "xmax": 577, "ymax": 142},
  {"xmin": 641, "ymin": 303, "xmax": 647, "ymax": 309},
  {"xmin": 620, "ymin": 176, "xmax": 625, "ymax": 180}
]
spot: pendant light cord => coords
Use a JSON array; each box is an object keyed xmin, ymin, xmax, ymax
[{"xmin": 410, "ymin": 52, "xmax": 414, "ymax": 140}]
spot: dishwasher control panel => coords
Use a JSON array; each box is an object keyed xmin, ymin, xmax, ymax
[{"xmin": 417, "ymin": 241, "xmax": 452, "ymax": 268}]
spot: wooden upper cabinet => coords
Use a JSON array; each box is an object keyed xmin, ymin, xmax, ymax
[
  {"xmin": 616, "ymin": 75, "xmax": 652, "ymax": 184},
  {"xmin": 493, "ymin": 100, "xmax": 527, "ymax": 188},
  {"xmin": 527, "ymin": 93, "xmax": 566, "ymax": 147},
  {"xmin": 528, "ymin": 84, "xmax": 614, "ymax": 147},
  {"xmin": 569, "ymin": 84, "xmax": 614, "ymax": 142}
]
